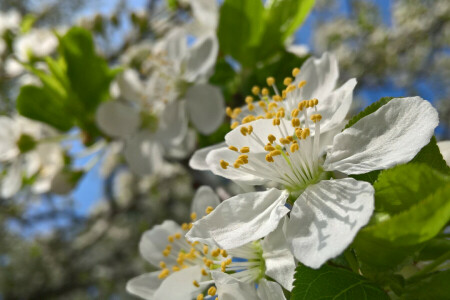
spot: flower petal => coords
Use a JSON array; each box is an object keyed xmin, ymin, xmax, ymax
[
  {"xmin": 139, "ymin": 220, "xmax": 182, "ymax": 268},
  {"xmin": 186, "ymin": 83, "xmax": 225, "ymax": 135},
  {"xmin": 183, "ymin": 34, "xmax": 218, "ymax": 82},
  {"xmin": 156, "ymin": 100, "xmax": 188, "ymax": 146},
  {"xmin": 211, "ymin": 271, "xmax": 259, "ymax": 300},
  {"xmin": 189, "ymin": 142, "xmax": 226, "ymax": 170},
  {"xmin": 257, "ymin": 279, "xmax": 287, "ymax": 300},
  {"xmin": 96, "ymin": 101, "xmax": 141, "ymax": 139},
  {"xmin": 116, "ymin": 69, "xmax": 144, "ymax": 103},
  {"xmin": 437, "ymin": 141, "xmax": 450, "ymax": 167},
  {"xmin": 0, "ymin": 160, "xmax": 22, "ymax": 198},
  {"xmin": 205, "ymin": 147, "xmax": 268, "ymax": 185},
  {"xmin": 153, "ymin": 265, "xmax": 203, "ymax": 299},
  {"xmin": 261, "ymin": 217, "xmax": 296, "ymax": 291},
  {"xmin": 186, "ymin": 188, "xmax": 289, "ymax": 249},
  {"xmin": 124, "ymin": 131, "xmax": 164, "ymax": 176},
  {"xmin": 126, "ymin": 272, "xmax": 162, "ymax": 300},
  {"xmin": 191, "ymin": 185, "xmax": 221, "ymax": 219},
  {"xmin": 286, "ymin": 178, "xmax": 374, "ymax": 269},
  {"xmin": 0, "ymin": 116, "xmax": 19, "ymax": 161},
  {"xmin": 324, "ymin": 97, "xmax": 439, "ymax": 175}
]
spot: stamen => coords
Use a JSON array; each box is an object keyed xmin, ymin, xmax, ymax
[
  {"xmin": 158, "ymin": 268, "xmax": 170, "ymax": 279},
  {"xmin": 228, "ymin": 146, "xmax": 238, "ymax": 152},
  {"xmin": 240, "ymin": 147, "xmax": 250, "ymax": 153},
  {"xmin": 190, "ymin": 212, "xmax": 197, "ymax": 221},
  {"xmin": 283, "ymin": 77, "xmax": 292, "ymax": 86},
  {"xmin": 197, "ymin": 294, "xmax": 204, "ymax": 300},
  {"xmin": 298, "ymin": 80, "xmax": 307, "ymax": 88},
  {"xmin": 251, "ymin": 86, "xmax": 260, "ymax": 95},
  {"xmin": 205, "ymin": 206, "xmax": 214, "ymax": 215},
  {"xmin": 193, "ymin": 280, "xmax": 200, "ymax": 287},
  {"xmin": 231, "ymin": 121, "xmax": 239, "ymax": 129},
  {"xmin": 261, "ymin": 88, "xmax": 269, "ymax": 96},
  {"xmin": 268, "ymin": 134, "xmax": 276, "ymax": 144},
  {"xmin": 266, "ymin": 77, "xmax": 275, "ymax": 86},
  {"xmin": 208, "ymin": 286, "xmax": 217, "ymax": 296},
  {"xmin": 292, "ymin": 67, "xmax": 300, "ymax": 77},
  {"xmin": 245, "ymin": 96, "xmax": 253, "ymax": 104}
]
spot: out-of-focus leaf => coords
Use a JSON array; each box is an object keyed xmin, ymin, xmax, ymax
[
  {"xmin": 410, "ymin": 136, "xmax": 450, "ymax": 175},
  {"xmin": 401, "ymin": 270, "xmax": 450, "ymax": 300},
  {"xmin": 374, "ymin": 163, "xmax": 449, "ymax": 214},
  {"xmin": 17, "ymin": 85, "xmax": 74, "ymax": 131},
  {"xmin": 20, "ymin": 14, "xmax": 36, "ymax": 33},
  {"xmin": 418, "ymin": 238, "xmax": 450, "ymax": 261},
  {"xmin": 291, "ymin": 264, "xmax": 389, "ymax": 299}
]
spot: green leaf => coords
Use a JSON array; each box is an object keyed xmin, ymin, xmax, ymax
[
  {"xmin": 20, "ymin": 14, "xmax": 36, "ymax": 33},
  {"xmin": 218, "ymin": 0, "xmax": 264, "ymax": 66},
  {"xmin": 16, "ymin": 85, "xmax": 74, "ymax": 131},
  {"xmin": 418, "ymin": 238, "xmax": 450, "ymax": 261},
  {"xmin": 410, "ymin": 136, "xmax": 450, "ymax": 175},
  {"xmin": 373, "ymin": 163, "xmax": 449, "ymax": 214},
  {"xmin": 354, "ymin": 183, "xmax": 450, "ymax": 270},
  {"xmin": 401, "ymin": 270, "xmax": 450, "ymax": 300},
  {"xmin": 58, "ymin": 27, "xmax": 117, "ymax": 112},
  {"xmin": 291, "ymin": 264, "xmax": 389, "ymax": 299}
]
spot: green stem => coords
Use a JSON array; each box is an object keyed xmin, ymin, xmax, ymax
[
  {"xmin": 344, "ymin": 249, "xmax": 360, "ymax": 274},
  {"xmin": 407, "ymin": 251, "xmax": 450, "ymax": 283}
]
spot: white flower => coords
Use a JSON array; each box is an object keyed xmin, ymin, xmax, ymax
[
  {"xmin": 14, "ymin": 28, "xmax": 58, "ymax": 62},
  {"xmin": 0, "ymin": 116, "xmax": 64, "ymax": 197},
  {"xmin": 185, "ymin": 0, "xmax": 219, "ymax": 36},
  {"xmin": 437, "ymin": 140, "xmax": 450, "ymax": 166},
  {"xmin": 127, "ymin": 187, "xmax": 295, "ymax": 300},
  {"xmin": 0, "ymin": 10, "xmax": 21, "ymax": 35},
  {"xmin": 187, "ymin": 65, "xmax": 438, "ymax": 268}
]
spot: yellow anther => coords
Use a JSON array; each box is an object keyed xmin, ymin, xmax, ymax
[
  {"xmin": 308, "ymin": 99, "xmax": 315, "ymax": 107},
  {"xmin": 175, "ymin": 233, "xmax": 181, "ymax": 239},
  {"xmin": 273, "ymin": 118, "xmax": 281, "ymax": 126},
  {"xmin": 226, "ymin": 107, "xmax": 232, "ymax": 117},
  {"xmin": 282, "ymin": 90, "xmax": 287, "ymax": 99},
  {"xmin": 279, "ymin": 137, "xmax": 291, "ymax": 145},
  {"xmin": 292, "ymin": 67, "xmax": 300, "ymax": 77},
  {"xmin": 295, "ymin": 128, "xmax": 303, "ymax": 139},
  {"xmin": 181, "ymin": 223, "xmax": 189, "ymax": 231},
  {"xmin": 193, "ymin": 280, "xmax": 200, "ymax": 287},
  {"xmin": 291, "ymin": 109, "xmax": 299, "ymax": 118},
  {"xmin": 226, "ymin": 258, "xmax": 232, "ymax": 265},
  {"xmin": 201, "ymin": 268, "xmax": 208, "ymax": 276},
  {"xmin": 258, "ymin": 101, "xmax": 266, "ymax": 108},
  {"xmin": 162, "ymin": 249, "xmax": 170, "ymax": 257},
  {"xmin": 301, "ymin": 128, "xmax": 311, "ymax": 139},
  {"xmin": 262, "ymin": 87, "xmax": 269, "ymax": 96},
  {"xmin": 245, "ymin": 96, "xmax": 254, "ymax": 104},
  {"xmin": 232, "ymin": 108, "xmax": 242, "ymax": 118},
  {"xmin": 221, "ymin": 261, "xmax": 227, "ymax": 272},
  {"xmin": 172, "ymin": 265, "xmax": 180, "ymax": 272},
  {"xmin": 286, "ymin": 84, "xmax": 296, "ymax": 93},
  {"xmin": 221, "ymin": 249, "xmax": 228, "ymax": 257},
  {"xmin": 268, "ymin": 102, "xmax": 278, "ymax": 111},
  {"xmin": 283, "ymin": 77, "xmax": 292, "ymax": 86},
  {"xmin": 298, "ymin": 80, "xmax": 307, "ymax": 88},
  {"xmin": 247, "ymin": 125, "xmax": 253, "ymax": 135},
  {"xmin": 205, "ymin": 259, "xmax": 213, "ymax": 268},
  {"xmin": 158, "ymin": 268, "xmax": 170, "ymax": 279},
  {"xmin": 266, "ymin": 77, "xmax": 275, "ymax": 86},
  {"xmin": 273, "ymin": 95, "xmax": 282, "ymax": 102},
  {"xmin": 265, "ymin": 154, "xmax": 274, "ymax": 162},
  {"xmin": 287, "ymin": 136, "xmax": 294, "ymax": 142},
  {"xmin": 247, "ymin": 103, "xmax": 255, "ymax": 111},
  {"xmin": 270, "ymin": 150, "xmax": 282, "ymax": 157},
  {"xmin": 313, "ymin": 98, "xmax": 319, "ymax": 105},
  {"xmin": 188, "ymin": 223, "xmax": 193, "ymax": 230},
  {"xmin": 238, "ymin": 155, "xmax": 248, "ymax": 163},
  {"xmin": 190, "ymin": 212, "xmax": 197, "ymax": 221},
  {"xmin": 233, "ymin": 161, "xmax": 241, "ymax": 168},
  {"xmin": 208, "ymin": 286, "xmax": 217, "ymax": 296},
  {"xmin": 203, "ymin": 245, "xmax": 209, "ymax": 255},
  {"xmin": 160, "ymin": 261, "xmax": 166, "ymax": 268},
  {"xmin": 265, "ymin": 112, "xmax": 273, "ymax": 119},
  {"xmin": 291, "ymin": 118, "xmax": 300, "ymax": 127},
  {"xmin": 231, "ymin": 121, "xmax": 239, "ymax": 129},
  {"xmin": 228, "ymin": 146, "xmax": 238, "ymax": 152},
  {"xmin": 298, "ymin": 100, "xmax": 307, "ymax": 111},
  {"xmin": 242, "ymin": 115, "xmax": 255, "ymax": 124},
  {"xmin": 290, "ymin": 143, "xmax": 299, "ymax": 153},
  {"xmin": 205, "ymin": 206, "xmax": 214, "ymax": 215},
  {"xmin": 197, "ymin": 294, "xmax": 204, "ymax": 300},
  {"xmin": 211, "ymin": 248, "xmax": 221, "ymax": 257},
  {"xmin": 268, "ymin": 134, "xmax": 276, "ymax": 144},
  {"xmin": 310, "ymin": 114, "xmax": 322, "ymax": 123},
  {"xmin": 264, "ymin": 144, "xmax": 275, "ymax": 151},
  {"xmin": 240, "ymin": 147, "xmax": 250, "ymax": 153},
  {"xmin": 240, "ymin": 126, "xmax": 249, "ymax": 136},
  {"xmin": 251, "ymin": 86, "xmax": 260, "ymax": 95},
  {"xmin": 276, "ymin": 111, "xmax": 285, "ymax": 118},
  {"xmin": 168, "ymin": 235, "xmax": 174, "ymax": 243},
  {"xmin": 220, "ymin": 159, "xmax": 229, "ymax": 170}
]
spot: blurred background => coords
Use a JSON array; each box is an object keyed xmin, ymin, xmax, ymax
[{"xmin": 0, "ymin": 0, "xmax": 449, "ymax": 299}]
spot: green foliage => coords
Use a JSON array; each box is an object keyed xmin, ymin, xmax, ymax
[
  {"xmin": 218, "ymin": 0, "xmax": 314, "ymax": 66},
  {"xmin": 16, "ymin": 27, "xmax": 119, "ymax": 136},
  {"xmin": 402, "ymin": 270, "xmax": 450, "ymax": 300},
  {"xmin": 20, "ymin": 14, "xmax": 37, "ymax": 33},
  {"xmin": 291, "ymin": 264, "xmax": 389, "ymax": 299}
]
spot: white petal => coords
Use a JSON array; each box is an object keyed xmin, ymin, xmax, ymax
[
  {"xmin": 0, "ymin": 116, "xmax": 19, "ymax": 161},
  {"xmin": 139, "ymin": 220, "xmax": 182, "ymax": 268},
  {"xmin": 286, "ymin": 178, "xmax": 374, "ymax": 269},
  {"xmin": 1, "ymin": 160, "xmax": 22, "ymax": 198},
  {"xmin": 191, "ymin": 185, "xmax": 220, "ymax": 219},
  {"xmin": 205, "ymin": 147, "xmax": 268, "ymax": 185},
  {"xmin": 190, "ymin": 0, "xmax": 219, "ymax": 32},
  {"xmin": 437, "ymin": 141, "xmax": 450, "ymax": 167},
  {"xmin": 261, "ymin": 217, "xmax": 296, "ymax": 291},
  {"xmin": 186, "ymin": 188, "xmax": 289, "ymax": 249},
  {"xmin": 116, "ymin": 69, "xmax": 144, "ymax": 103},
  {"xmin": 126, "ymin": 272, "xmax": 162, "ymax": 300},
  {"xmin": 186, "ymin": 83, "xmax": 225, "ymax": 134},
  {"xmin": 189, "ymin": 142, "xmax": 226, "ymax": 170},
  {"xmin": 257, "ymin": 279, "xmax": 287, "ymax": 300},
  {"xmin": 124, "ymin": 130, "xmax": 164, "ymax": 176},
  {"xmin": 324, "ymin": 97, "xmax": 439, "ymax": 174},
  {"xmin": 183, "ymin": 34, "xmax": 218, "ymax": 82},
  {"xmin": 319, "ymin": 78, "xmax": 357, "ymax": 133},
  {"xmin": 155, "ymin": 28, "xmax": 187, "ymax": 64},
  {"xmin": 211, "ymin": 271, "xmax": 259, "ymax": 300},
  {"xmin": 96, "ymin": 101, "xmax": 141, "ymax": 139},
  {"xmin": 153, "ymin": 265, "xmax": 203, "ymax": 299},
  {"xmin": 156, "ymin": 100, "xmax": 188, "ymax": 146},
  {"xmin": 291, "ymin": 52, "xmax": 339, "ymax": 103}
]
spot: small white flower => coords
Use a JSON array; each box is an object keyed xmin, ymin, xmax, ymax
[
  {"xmin": 187, "ymin": 54, "xmax": 439, "ymax": 268},
  {"xmin": 0, "ymin": 10, "xmax": 21, "ymax": 35},
  {"xmin": 14, "ymin": 28, "xmax": 58, "ymax": 62}
]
